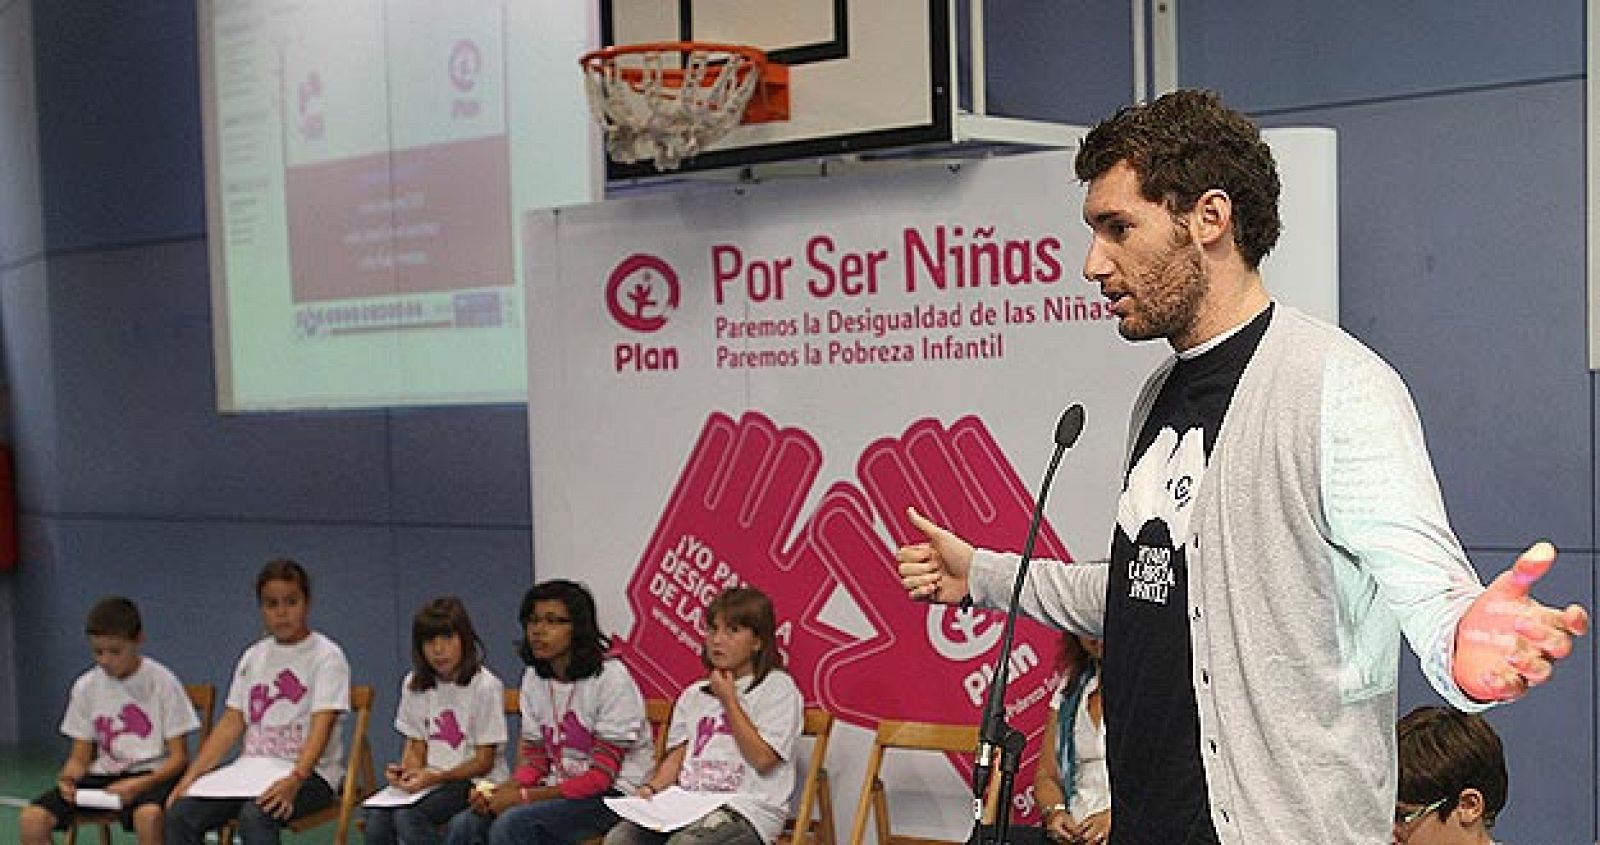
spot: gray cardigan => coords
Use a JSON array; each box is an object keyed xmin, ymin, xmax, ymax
[{"xmin": 969, "ymin": 305, "xmax": 1487, "ymax": 844}]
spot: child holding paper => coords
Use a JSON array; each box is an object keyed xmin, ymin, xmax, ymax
[
  {"xmin": 20, "ymin": 597, "xmax": 199, "ymax": 845},
  {"xmin": 444, "ymin": 579, "xmax": 655, "ymax": 845},
  {"xmin": 164, "ymin": 559, "xmax": 351, "ymax": 844},
  {"xmin": 365, "ymin": 597, "xmax": 507, "ymax": 844},
  {"xmin": 606, "ymin": 586, "xmax": 802, "ymax": 845}
]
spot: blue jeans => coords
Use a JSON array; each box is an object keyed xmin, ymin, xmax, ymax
[
  {"xmin": 364, "ymin": 780, "xmax": 471, "ymax": 845},
  {"xmin": 443, "ymin": 795, "xmax": 619, "ymax": 845},
  {"xmin": 162, "ymin": 775, "xmax": 336, "ymax": 845}
]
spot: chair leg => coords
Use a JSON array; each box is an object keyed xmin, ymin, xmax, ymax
[
  {"xmin": 872, "ymin": 781, "xmax": 891, "ymax": 844},
  {"xmin": 816, "ymin": 772, "xmax": 837, "ymax": 845}
]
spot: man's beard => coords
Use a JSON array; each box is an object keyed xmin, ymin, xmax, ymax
[{"xmin": 1117, "ymin": 235, "xmax": 1207, "ymax": 343}]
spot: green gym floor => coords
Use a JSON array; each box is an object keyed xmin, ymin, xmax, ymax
[{"xmin": 0, "ymin": 745, "xmax": 341, "ymax": 843}]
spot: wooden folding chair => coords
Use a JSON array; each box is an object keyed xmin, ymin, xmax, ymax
[
  {"xmin": 847, "ymin": 720, "xmax": 981, "ymax": 845},
  {"xmin": 643, "ymin": 696, "xmax": 673, "ymax": 762},
  {"xmin": 778, "ymin": 706, "xmax": 837, "ymax": 845},
  {"xmin": 220, "ymin": 684, "xmax": 377, "ymax": 845},
  {"xmin": 66, "ymin": 682, "xmax": 217, "ymax": 845}
]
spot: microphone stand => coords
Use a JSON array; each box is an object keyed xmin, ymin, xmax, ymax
[{"xmin": 968, "ymin": 404, "xmax": 1084, "ymax": 845}]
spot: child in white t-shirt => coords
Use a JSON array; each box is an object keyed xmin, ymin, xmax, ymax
[
  {"xmin": 444, "ymin": 579, "xmax": 655, "ymax": 845},
  {"xmin": 165, "ymin": 559, "xmax": 352, "ymax": 844},
  {"xmin": 607, "ymin": 587, "xmax": 803, "ymax": 845},
  {"xmin": 20, "ymin": 597, "xmax": 200, "ymax": 845},
  {"xmin": 367, "ymin": 596, "xmax": 508, "ymax": 844}
]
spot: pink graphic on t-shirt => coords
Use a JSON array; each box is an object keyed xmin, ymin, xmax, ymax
[
  {"xmin": 93, "ymin": 703, "xmax": 153, "ymax": 761},
  {"xmin": 248, "ymin": 670, "xmax": 309, "ymax": 723},
  {"xmin": 692, "ymin": 713, "xmax": 731, "ymax": 756},
  {"xmin": 540, "ymin": 710, "xmax": 595, "ymax": 769},
  {"xmin": 683, "ymin": 713, "xmax": 743, "ymax": 793},
  {"xmin": 429, "ymin": 709, "xmax": 467, "ymax": 750}
]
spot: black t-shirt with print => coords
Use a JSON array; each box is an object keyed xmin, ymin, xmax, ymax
[{"xmin": 1101, "ymin": 305, "xmax": 1272, "ymax": 844}]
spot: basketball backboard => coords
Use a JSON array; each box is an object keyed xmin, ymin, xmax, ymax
[{"xmin": 599, "ymin": 0, "xmax": 955, "ymax": 177}]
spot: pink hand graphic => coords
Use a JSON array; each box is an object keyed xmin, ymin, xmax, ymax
[
  {"xmin": 248, "ymin": 685, "xmax": 272, "ymax": 723},
  {"xmin": 429, "ymin": 710, "xmax": 467, "ymax": 750},
  {"xmin": 93, "ymin": 716, "xmax": 118, "ymax": 757},
  {"xmin": 118, "ymin": 703, "xmax": 153, "ymax": 740},
  {"xmin": 93, "ymin": 704, "xmax": 153, "ymax": 761},
  {"xmin": 816, "ymin": 415, "xmax": 1073, "ymax": 817},
  {"xmin": 692, "ymin": 713, "xmax": 731, "ymax": 756},
  {"xmin": 553, "ymin": 710, "xmax": 595, "ymax": 755},
  {"xmin": 273, "ymin": 670, "xmax": 309, "ymax": 704},
  {"xmin": 248, "ymin": 670, "xmax": 310, "ymax": 722},
  {"xmin": 614, "ymin": 411, "xmax": 861, "ymax": 706}
]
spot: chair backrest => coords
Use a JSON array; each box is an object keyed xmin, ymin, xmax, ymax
[
  {"xmin": 644, "ymin": 696, "xmax": 673, "ymax": 761},
  {"xmin": 186, "ymin": 682, "xmax": 217, "ymax": 744},
  {"xmin": 847, "ymin": 720, "xmax": 980, "ymax": 845},
  {"xmin": 286, "ymin": 684, "xmax": 377, "ymax": 845},
  {"xmin": 781, "ymin": 707, "xmax": 837, "ymax": 845}
]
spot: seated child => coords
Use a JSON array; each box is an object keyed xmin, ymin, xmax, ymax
[
  {"xmin": 606, "ymin": 586, "xmax": 802, "ymax": 845},
  {"xmin": 164, "ymin": 559, "xmax": 351, "ymax": 845},
  {"xmin": 20, "ymin": 596, "xmax": 199, "ymax": 845},
  {"xmin": 1394, "ymin": 705, "xmax": 1509, "ymax": 845}
]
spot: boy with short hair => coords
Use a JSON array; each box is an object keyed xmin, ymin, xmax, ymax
[
  {"xmin": 19, "ymin": 597, "xmax": 200, "ymax": 845},
  {"xmin": 1393, "ymin": 706, "xmax": 1508, "ymax": 845}
]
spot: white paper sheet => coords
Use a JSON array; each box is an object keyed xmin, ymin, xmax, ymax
[
  {"xmin": 361, "ymin": 784, "xmax": 440, "ymax": 808},
  {"xmin": 603, "ymin": 787, "xmax": 743, "ymax": 832},
  {"xmin": 74, "ymin": 788, "xmax": 123, "ymax": 810},
  {"xmin": 185, "ymin": 757, "xmax": 295, "ymax": 798}
]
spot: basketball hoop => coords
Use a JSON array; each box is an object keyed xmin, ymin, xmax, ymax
[{"xmin": 579, "ymin": 41, "xmax": 789, "ymax": 171}]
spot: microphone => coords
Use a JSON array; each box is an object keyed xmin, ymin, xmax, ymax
[{"xmin": 969, "ymin": 403, "xmax": 1084, "ymax": 844}]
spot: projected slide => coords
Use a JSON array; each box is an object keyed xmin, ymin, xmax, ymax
[{"xmin": 204, "ymin": 0, "xmax": 596, "ymax": 410}]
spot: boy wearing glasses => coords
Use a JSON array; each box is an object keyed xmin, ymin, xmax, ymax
[{"xmin": 1394, "ymin": 706, "xmax": 1506, "ymax": 844}]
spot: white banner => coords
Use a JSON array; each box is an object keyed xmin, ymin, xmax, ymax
[{"xmin": 526, "ymin": 139, "xmax": 1335, "ymax": 836}]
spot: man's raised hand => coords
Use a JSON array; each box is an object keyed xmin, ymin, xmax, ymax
[
  {"xmin": 1454, "ymin": 541, "xmax": 1589, "ymax": 701},
  {"xmin": 896, "ymin": 506, "xmax": 975, "ymax": 604}
]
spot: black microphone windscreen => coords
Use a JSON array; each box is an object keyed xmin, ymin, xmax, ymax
[{"xmin": 1055, "ymin": 404, "xmax": 1086, "ymax": 448}]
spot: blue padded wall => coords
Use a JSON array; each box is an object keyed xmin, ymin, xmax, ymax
[{"xmin": 3, "ymin": 1, "xmax": 1598, "ymax": 839}]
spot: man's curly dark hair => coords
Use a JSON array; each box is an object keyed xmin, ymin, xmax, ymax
[{"xmin": 1075, "ymin": 89, "xmax": 1281, "ymax": 269}]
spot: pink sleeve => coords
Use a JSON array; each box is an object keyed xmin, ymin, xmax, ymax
[{"xmin": 556, "ymin": 738, "xmax": 625, "ymax": 799}]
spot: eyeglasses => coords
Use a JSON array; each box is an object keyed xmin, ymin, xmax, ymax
[
  {"xmin": 1394, "ymin": 796, "xmax": 1450, "ymax": 828},
  {"xmin": 527, "ymin": 614, "xmax": 572, "ymax": 627}
]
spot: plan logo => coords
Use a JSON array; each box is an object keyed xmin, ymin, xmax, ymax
[
  {"xmin": 449, "ymin": 40, "xmax": 483, "ymax": 118},
  {"xmin": 448, "ymin": 40, "xmax": 482, "ymax": 92},
  {"xmin": 296, "ymin": 71, "xmax": 325, "ymax": 141},
  {"xmin": 605, "ymin": 253, "xmax": 681, "ymax": 373}
]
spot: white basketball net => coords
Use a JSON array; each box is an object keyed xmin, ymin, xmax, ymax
[{"xmin": 582, "ymin": 46, "xmax": 762, "ymax": 171}]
